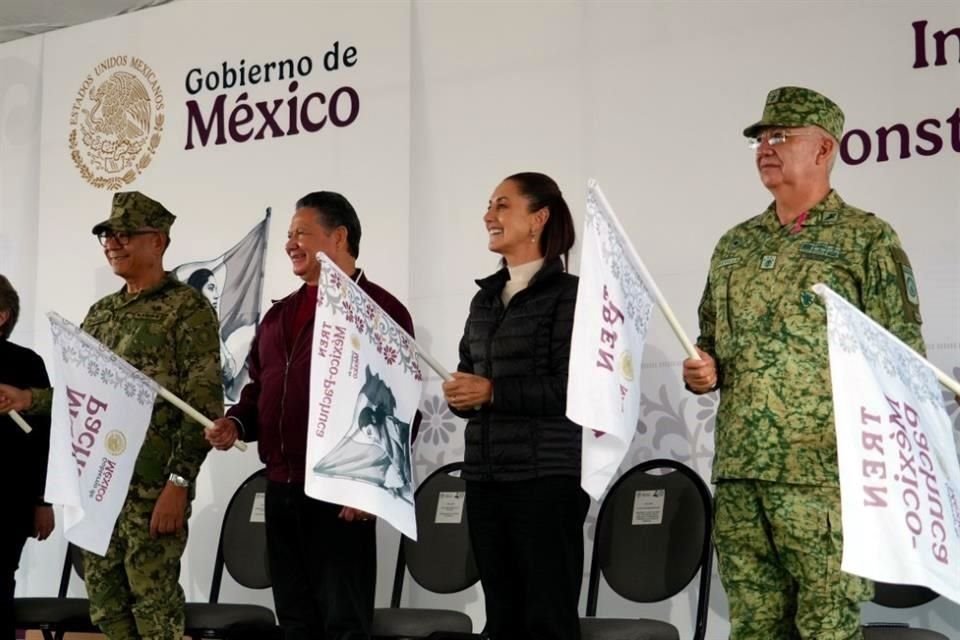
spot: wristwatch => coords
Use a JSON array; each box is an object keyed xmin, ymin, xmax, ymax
[{"xmin": 168, "ymin": 473, "xmax": 189, "ymax": 488}]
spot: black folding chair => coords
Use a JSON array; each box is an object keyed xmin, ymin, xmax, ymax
[
  {"xmin": 863, "ymin": 582, "xmax": 948, "ymax": 640},
  {"xmin": 581, "ymin": 459, "xmax": 713, "ymax": 640},
  {"xmin": 14, "ymin": 543, "xmax": 97, "ymax": 640},
  {"xmin": 372, "ymin": 461, "xmax": 481, "ymax": 639},
  {"xmin": 185, "ymin": 467, "xmax": 278, "ymax": 639}
]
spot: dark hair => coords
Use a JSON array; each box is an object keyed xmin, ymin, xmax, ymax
[
  {"xmin": 296, "ymin": 191, "xmax": 362, "ymax": 259},
  {"xmin": 0, "ymin": 275, "xmax": 20, "ymax": 341},
  {"xmin": 505, "ymin": 172, "xmax": 576, "ymax": 269},
  {"xmin": 185, "ymin": 268, "xmax": 215, "ymax": 292}
]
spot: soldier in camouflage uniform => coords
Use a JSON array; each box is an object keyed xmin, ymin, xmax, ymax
[
  {"xmin": 683, "ymin": 87, "xmax": 925, "ymax": 639},
  {"xmin": 0, "ymin": 191, "xmax": 222, "ymax": 640}
]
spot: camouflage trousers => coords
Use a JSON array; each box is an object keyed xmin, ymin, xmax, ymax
[
  {"xmin": 714, "ymin": 480, "xmax": 873, "ymax": 640},
  {"xmin": 83, "ymin": 495, "xmax": 189, "ymax": 640}
]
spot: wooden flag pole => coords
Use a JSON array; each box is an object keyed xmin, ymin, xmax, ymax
[
  {"xmin": 156, "ymin": 386, "xmax": 247, "ymax": 451},
  {"xmin": 589, "ymin": 180, "xmax": 700, "ymax": 360},
  {"xmin": 414, "ymin": 343, "xmax": 453, "ymax": 382},
  {"xmin": 314, "ymin": 251, "xmax": 453, "ymax": 383}
]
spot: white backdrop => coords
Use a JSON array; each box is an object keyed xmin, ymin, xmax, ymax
[{"xmin": 2, "ymin": 1, "xmax": 958, "ymax": 637}]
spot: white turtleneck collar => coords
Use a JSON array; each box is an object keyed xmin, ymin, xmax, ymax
[{"xmin": 501, "ymin": 258, "xmax": 545, "ymax": 305}]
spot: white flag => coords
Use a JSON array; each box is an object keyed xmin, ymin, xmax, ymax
[
  {"xmin": 568, "ymin": 182, "xmax": 655, "ymax": 500},
  {"xmin": 304, "ymin": 256, "xmax": 423, "ymax": 539},
  {"xmin": 817, "ymin": 284, "xmax": 960, "ymax": 604},
  {"xmin": 45, "ymin": 312, "xmax": 157, "ymax": 556},
  {"xmin": 172, "ymin": 210, "xmax": 270, "ymax": 405}
]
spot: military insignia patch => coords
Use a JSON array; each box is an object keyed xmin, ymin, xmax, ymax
[
  {"xmin": 890, "ymin": 247, "xmax": 922, "ymax": 323},
  {"xmin": 901, "ymin": 264, "xmax": 920, "ymax": 306},
  {"xmin": 760, "ymin": 255, "xmax": 777, "ymax": 270}
]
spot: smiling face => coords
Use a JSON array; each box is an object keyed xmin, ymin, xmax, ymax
[
  {"xmin": 483, "ymin": 179, "xmax": 548, "ymax": 266},
  {"xmin": 286, "ymin": 208, "xmax": 344, "ymax": 284},
  {"xmin": 101, "ymin": 229, "xmax": 163, "ymax": 281}
]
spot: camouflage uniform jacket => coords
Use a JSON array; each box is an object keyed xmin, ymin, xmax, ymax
[
  {"xmin": 697, "ymin": 190, "xmax": 925, "ymax": 486},
  {"xmin": 33, "ymin": 275, "xmax": 222, "ymax": 498}
]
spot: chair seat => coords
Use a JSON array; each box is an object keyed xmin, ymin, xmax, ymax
[
  {"xmin": 863, "ymin": 624, "xmax": 949, "ymax": 640},
  {"xmin": 372, "ymin": 607, "xmax": 473, "ymax": 637},
  {"xmin": 580, "ymin": 616, "xmax": 680, "ymax": 640},
  {"xmin": 14, "ymin": 597, "xmax": 97, "ymax": 632},
  {"xmin": 185, "ymin": 602, "xmax": 276, "ymax": 635}
]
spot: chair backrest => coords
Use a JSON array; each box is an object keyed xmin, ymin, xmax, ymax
[
  {"xmin": 56, "ymin": 543, "xmax": 87, "ymax": 597},
  {"xmin": 586, "ymin": 459, "xmax": 713, "ymax": 639},
  {"xmin": 390, "ymin": 462, "xmax": 480, "ymax": 606},
  {"xmin": 210, "ymin": 468, "xmax": 271, "ymax": 603},
  {"xmin": 864, "ymin": 582, "xmax": 947, "ymax": 638},
  {"xmin": 872, "ymin": 582, "xmax": 939, "ymax": 609}
]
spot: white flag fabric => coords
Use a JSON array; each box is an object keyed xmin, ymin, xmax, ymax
[
  {"xmin": 304, "ymin": 256, "xmax": 423, "ymax": 539},
  {"xmin": 817, "ymin": 284, "xmax": 960, "ymax": 604},
  {"xmin": 568, "ymin": 182, "xmax": 655, "ymax": 500},
  {"xmin": 172, "ymin": 210, "xmax": 270, "ymax": 405},
  {"xmin": 45, "ymin": 312, "xmax": 157, "ymax": 556}
]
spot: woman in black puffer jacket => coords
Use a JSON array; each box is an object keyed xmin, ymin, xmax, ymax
[{"xmin": 443, "ymin": 172, "xmax": 588, "ymax": 640}]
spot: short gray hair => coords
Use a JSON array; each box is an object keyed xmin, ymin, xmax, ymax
[{"xmin": 817, "ymin": 127, "xmax": 840, "ymax": 175}]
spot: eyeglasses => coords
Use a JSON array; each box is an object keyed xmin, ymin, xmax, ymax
[
  {"xmin": 96, "ymin": 230, "xmax": 159, "ymax": 247},
  {"xmin": 747, "ymin": 130, "xmax": 818, "ymax": 150}
]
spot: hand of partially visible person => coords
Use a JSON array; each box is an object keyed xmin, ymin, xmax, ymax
[
  {"xmin": 682, "ymin": 347, "xmax": 718, "ymax": 394},
  {"xmin": 150, "ymin": 483, "xmax": 188, "ymax": 538},
  {"xmin": 33, "ymin": 505, "xmax": 55, "ymax": 541},
  {"xmin": 0, "ymin": 383, "xmax": 32, "ymax": 413},
  {"xmin": 339, "ymin": 507, "xmax": 375, "ymax": 522},
  {"xmin": 205, "ymin": 417, "xmax": 239, "ymax": 450},
  {"xmin": 442, "ymin": 372, "xmax": 493, "ymax": 410}
]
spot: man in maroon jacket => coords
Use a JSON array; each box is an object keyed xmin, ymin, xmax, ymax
[{"xmin": 205, "ymin": 191, "xmax": 417, "ymax": 640}]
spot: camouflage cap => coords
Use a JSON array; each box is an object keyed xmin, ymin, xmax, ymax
[
  {"xmin": 91, "ymin": 191, "xmax": 176, "ymax": 235},
  {"xmin": 743, "ymin": 86, "xmax": 845, "ymax": 141}
]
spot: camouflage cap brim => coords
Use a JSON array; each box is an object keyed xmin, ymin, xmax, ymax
[
  {"xmin": 91, "ymin": 218, "xmax": 136, "ymax": 235},
  {"xmin": 743, "ymin": 86, "xmax": 845, "ymax": 141},
  {"xmin": 744, "ymin": 120, "xmax": 773, "ymax": 139},
  {"xmin": 743, "ymin": 116, "xmax": 813, "ymax": 139}
]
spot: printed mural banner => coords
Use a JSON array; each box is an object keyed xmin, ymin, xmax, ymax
[
  {"xmin": 304, "ymin": 255, "xmax": 423, "ymax": 539},
  {"xmin": 568, "ymin": 182, "xmax": 655, "ymax": 500},
  {"xmin": 173, "ymin": 210, "xmax": 270, "ymax": 404},
  {"xmin": 817, "ymin": 284, "xmax": 960, "ymax": 604},
  {"xmin": 44, "ymin": 312, "xmax": 156, "ymax": 556},
  {"xmin": 30, "ymin": 0, "xmax": 413, "ymax": 389}
]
